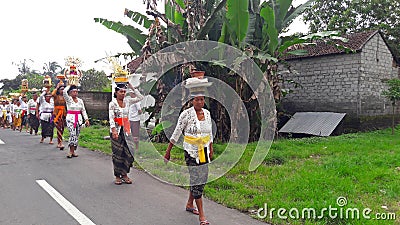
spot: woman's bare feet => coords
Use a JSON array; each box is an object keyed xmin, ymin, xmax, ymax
[
  {"xmin": 115, "ymin": 177, "xmax": 122, "ymax": 185},
  {"xmin": 121, "ymin": 175, "xmax": 132, "ymax": 184}
]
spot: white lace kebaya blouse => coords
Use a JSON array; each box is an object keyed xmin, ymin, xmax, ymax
[
  {"xmin": 109, "ymin": 88, "xmax": 144, "ymax": 135},
  {"xmin": 63, "ymin": 86, "xmax": 89, "ymax": 127},
  {"xmin": 27, "ymin": 99, "xmax": 38, "ymax": 115},
  {"xmin": 170, "ymin": 107, "xmax": 213, "ymax": 162},
  {"xmin": 39, "ymin": 91, "xmax": 54, "ymax": 122}
]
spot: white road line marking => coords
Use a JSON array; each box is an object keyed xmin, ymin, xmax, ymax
[
  {"xmin": 0, "ymin": 139, "xmax": 4, "ymax": 144},
  {"xmin": 36, "ymin": 179, "xmax": 96, "ymax": 225}
]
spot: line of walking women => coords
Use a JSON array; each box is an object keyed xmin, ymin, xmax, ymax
[
  {"xmin": 3, "ymin": 79, "xmax": 211, "ymax": 225},
  {"xmin": 2, "ymin": 82, "xmax": 90, "ymax": 158}
]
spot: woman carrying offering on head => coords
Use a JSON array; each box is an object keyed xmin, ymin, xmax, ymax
[
  {"xmin": 109, "ymin": 82, "xmax": 144, "ymax": 185},
  {"xmin": 164, "ymin": 76, "xmax": 213, "ymax": 225},
  {"xmin": 27, "ymin": 92, "xmax": 40, "ymax": 135},
  {"xmin": 63, "ymin": 85, "xmax": 90, "ymax": 158},
  {"xmin": 39, "ymin": 89, "xmax": 54, "ymax": 144},
  {"xmin": 52, "ymin": 82, "xmax": 67, "ymax": 150}
]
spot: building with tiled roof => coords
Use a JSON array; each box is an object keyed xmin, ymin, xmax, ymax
[
  {"xmin": 281, "ymin": 30, "xmax": 400, "ymax": 132},
  {"xmin": 284, "ymin": 30, "xmax": 399, "ymax": 64}
]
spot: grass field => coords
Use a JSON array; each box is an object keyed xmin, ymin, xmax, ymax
[{"xmin": 72, "ymin": 125, "xmax": 400, "ymax": 225}]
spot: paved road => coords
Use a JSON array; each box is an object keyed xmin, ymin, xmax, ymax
[{"xmin": 0, "ymin": 129, "xmax": 268, "ymax": 225}]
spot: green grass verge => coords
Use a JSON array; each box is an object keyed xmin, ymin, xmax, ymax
[{"xmin": 74, "ymin": 125, "xmax": 400, "ymax": 225}]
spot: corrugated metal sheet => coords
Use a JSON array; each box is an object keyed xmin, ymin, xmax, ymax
[{"xmin": 279, "ymin": 112, "xmax": 346, "ymax": 136}]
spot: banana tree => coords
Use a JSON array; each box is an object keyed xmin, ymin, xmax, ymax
[
  {"xmin": 94, "ymin": 0, "xmax": 345, "ymax": 143},
  {"xmin": 139, "ymin": 0, "xmax": 232, "ymax": 142},
  {"xmin": 94, "ymin": 9, "xmax": 155, "ymax": 57}
]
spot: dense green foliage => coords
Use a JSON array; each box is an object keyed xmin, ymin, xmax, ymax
[{"xmin": 303, "ymin": 0, "xmax": 400, "ymax": 60}]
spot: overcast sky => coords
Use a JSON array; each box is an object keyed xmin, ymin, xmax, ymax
[
  {"xmin": 0, "ymin": 0, "xmax": 148, "ymax": 80},
  {"xmin": 0, "ymin": 0, "xmax": 308, "ymax": 81}
]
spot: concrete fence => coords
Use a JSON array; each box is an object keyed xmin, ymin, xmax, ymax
[{"xmin": 79, "ymin": 91, "xmax": 111, "ymax": 120}]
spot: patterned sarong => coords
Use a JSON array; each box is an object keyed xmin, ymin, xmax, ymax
[
  {"xmin": 55, "ymin": 116, "xmax": 65, "ymax": 144},
  {"xmin": 28, "ymin": 113, "xmax": 39, "ymax": 133},
  {"xmin": 41, "ymin": 119, "xmax": 54, "ymax": 138},
  {"xmin": 184, "ymin": 151, "xmax": 209, "ymax": 199},
  {"xmin": 66, "ymin": 120, "xmax": 80, "ymax": 147},
  {"xmin": 111, "ymin": 127, "xmax": 134, "ymax": 177}
]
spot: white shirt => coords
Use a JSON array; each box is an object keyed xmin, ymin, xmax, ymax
[
  {"xmin": 19, "ymin": 96, "xmax": 28, "ymax": 111},
  {"xmin": 170, "ymin": 107, "xmax": 213, "ymax": 161},
  {"xmin": 63, "ymin": 86, "xmax": 89, "ymax": 126},
  {"xmin": 129, "ymin": 102, "xmax": 141, "ymax": 122},
  {"xmin": 13, "ymin": 105, "xmax": 23, "ymax": 118},
  {"xmin": 109, "ymin": 88, "xmax": 144, "ymax": 134},
  {"xmin": 9, "ymin": 104, "xmax": 14, "ymax": 116},
  {"xmin": 27, "ymin": 99, "xmax": 38, "ymax": 115},
  {"xmin": 1, "ymin": 104, "xmax": 9, "ymax": 116},
  {"xmin": 39, "ymin": 91, "xmax": 54, "ymax": 122}
]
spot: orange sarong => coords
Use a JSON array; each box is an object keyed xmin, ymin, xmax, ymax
[{"xmin": 53, "ymin": 106, "xmax": 66, "ymax": 123}]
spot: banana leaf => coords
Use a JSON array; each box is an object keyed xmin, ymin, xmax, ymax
[
  {"xmin": 282, "ymin": 0, "xmax": 315, "ymax": 31},
  {"xmin": 277, "ymin": 37, "xmax": 307, "ymax": 53},
  {"xmin": 94, "ymin": 18, "xmax": 147, "ymax": 55},
  {"xmin": 260, "ymin": 5, "xmax": 279, "ymax": 54},
  {"xmin": 165, "ymin": 0, "xmax": 185, "ymax": 28},
  {"xmin": 197, "ymin": 0, "xmax": 227, "ymax": 40},
  {"xmin": 275, "ymin": 0, "xmax": 293, "ymax": 30},
  {"xmin": 151, "ymin": 121, "xmax": 173, "ymax": 135},
  {"xmin": 124, "ymin": 8, "xmax": 154, "ymax": 29},
  {"xmin": 225, "ymin": 0, "xmax": 249, "ymax": 43}
]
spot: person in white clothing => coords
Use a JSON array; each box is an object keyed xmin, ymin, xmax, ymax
[
  {"xmin": 63, "ymin": 85, "xmax": 90, "ymax": 158},
  {"xmin": 19, "ymin": 94, "xmax": 29, "ymax": 132},
  {"xmin": 12, "ymin": 100, "xmax": 23, "ymax": 132},
  {"xmin": 128, "ymin": 96, "xmax": 142, "ymax": 151},
  {"xmin": 109, "ymin": 82, "xmax": 144, "ymax": 185},
  {"xmin": 9, "ymin": 99, "xmax": 16, "ymax": 130},
  {"xmin": 27, "ymin": 92, "xmax": 40, "ymax": 135},
  {"xmin": 164, "ymin": 77, "xmax": 213, "ymax": 225},
  {"xmin": 39, "ymin": 90, "xmax": 54, "ymax": 144},
  {"xmin": 0, "ymin": 100, "xmax": 10, "ymax": 128}
]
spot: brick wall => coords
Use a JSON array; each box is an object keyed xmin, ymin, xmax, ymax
[
  {"xmin": 359, "ymin": 34, "xmax": 399, "ymax": 116},
  {"xmin": 78, "ymin": 92, "xmax": 111, "ymax": 120},
  {"xmin": 282, "ymin": 53, "xmax": 362, "ymax": 116},
  {"xmin": 282, "ymin": 33, "xmax": 399, "ymax": 118}
]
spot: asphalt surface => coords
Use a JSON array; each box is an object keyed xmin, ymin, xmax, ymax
[{"xmin": 0, "ymin": 128, "xmax": 268, "ymax": 225}]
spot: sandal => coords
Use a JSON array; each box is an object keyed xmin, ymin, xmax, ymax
[
  {"xmin": 200, "ymin": 220, "xmax": 209, "ymax": 225},
  {"xmin": 121, "ymin": 176, "xmax": 132, "ymax": 184},
  {"xmin": 115, "ymin": 177, "xmax": 122, "ymax": 185},
  {"xmin": 186, "ymin": 207, "xmax": 200, "ymax": 215},
  {"xmin": 66, "ymin": 154, "xmax": 72, "ymax": 158}
]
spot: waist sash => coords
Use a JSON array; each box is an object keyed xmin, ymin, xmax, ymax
[
  {"xmin": 67, "ymin": 110, "xmax": 81, "ymax": 128},
  {"xmin": 184, "ymin": 135, "xmax": 210, "ymax": 163},
  {"xmin": 40, "ymin": 111, "xmax": 54, "ymax": 122},
  {"xmin": 114, "ymin": 117, "xmax": 130, "ymax": 135}
]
